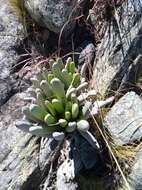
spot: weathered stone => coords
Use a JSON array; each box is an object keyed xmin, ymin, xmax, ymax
[
  {"xmin": 25, "ymin": 0, "xmax": 85, "ymax": 34},
  {"xmin": 118, "ymin": 55, "xmax": 142, "ymax": 93},
  {"xmin": 0, "ymin": 80, "xmax": 11, "ymax": 105},
  {"xmin": 57, "ymin": 159, "xmax": 78, "ymax": 190},
  {"xmin": 104, "ymin": 92, "xmax": 142, "ymax": 145},
  {"xmin": 76, "ymin": 42, "xmax": 95, "ymax": 78},
  {"xmin": 92, "ymin": 0, "xmax": 142, "ymax": 96},
  {"xmin": 0, "ymin": 50, "xmax": 20, "ymax": 106},
  {"xmin": 0, "ymin": 0, "xmax": 25, "ymax": 106},
  {"xmin": 129, "ymin": 150, "xmax": 142, "ymax": 190},
  {"xmin": 0, "ymin": 92, "xmax": 41, "ymax": 190},
  {"xmin": 0, "ymin": 50, "xmax": 18, "ymax": 80},
  {"xmin": 0, "ymin": 0, "xmax": 24, "ymax": 50},
  {"xmin": 119, "ymin": 149, "xmax": 142, "ymax": 190},
  {"xmin": 77, "ymin": 42, "xmax": 95, "ymax": 66},
  {"xmin": 39, "ymin": 137, "xmax": 58, "ymax": 171}
]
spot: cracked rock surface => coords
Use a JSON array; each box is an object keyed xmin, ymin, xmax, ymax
[
  {"xmin": 25, "ymin": 0, "xmax": 85, "ymax": 34},
  {"xmin": 1, "ymin": 0, "xmax": 142, "ymax": 190},
  {"xmin": 0, "ymin": 0, "xmax": 25, "ymax": 106},
  {"xmin": 0, "ymin": 92, "xmax": 40, "ymax": 190},
  {"xmin": 104, "ymin": 91, "xmax": 142, "ymax": 145}
]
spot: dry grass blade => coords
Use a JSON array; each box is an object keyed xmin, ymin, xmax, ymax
[
  {"xmin": 90, "ymin": 112, "xmax": 131, "ymax": 189},
  {"xmin": 58, "ymin": 0, "xmax": 85, "ymax": 56},
  {"xmin": 80, "ymin": 89, "xmax": 131, "ymax": 190}
]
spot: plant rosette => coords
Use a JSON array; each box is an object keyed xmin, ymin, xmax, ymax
[{"xmin": 16, "ymin": 57, "xmax": 114, "ymax": 150}]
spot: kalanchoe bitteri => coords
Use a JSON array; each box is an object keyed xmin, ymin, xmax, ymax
[{"xmin": 16, "ymin": 57, "xmax": 114, "ymax": 149}]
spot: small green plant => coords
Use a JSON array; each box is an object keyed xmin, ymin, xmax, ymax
[{"xmin": 16, "ymin": 57, "xmax": 114, "ymax": 146}]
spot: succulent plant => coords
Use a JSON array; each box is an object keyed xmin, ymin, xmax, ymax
[{"xmin": 16, "ymin": 57, "xmax": 114, "ymax": 149}]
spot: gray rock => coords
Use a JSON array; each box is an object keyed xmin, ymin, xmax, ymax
[
  {"xmin": 25, "ymin": 0, "xmax": 85, "ymax": 34},
  {"xmin": 129, "ymin": 150, "xmax": 142, "ymax": 190},
  {"xmin": 119, "ymin": 149, "xmax": 142, "ymax": 190},
  {"xmin": 0, "ymin": 92, "xmax": 41, "ymax": 190},
  {"xmin": 0, "ymin": 50, "xmax": 18, "ymax": 80},
  {"xmin": 118, "ymin": 55, "xmax": 142, "ymax": 92},
  {"xmin": 104, "ymin": 92, "xmax": 142, "ymax": 145},
  {"xmin": 92, "ymin": 0, "xmax": 142, "ymax": 96},
  {"xmin": 57, "ymin": 159, "xmax": 78, "ymax": 190},
  {"xmin": 0, "ymin": 0, "xmax": 24, "ymax": 50},
  {"xmin": 0, "ymin": 0, "xmax": 25, "ymax": 106},
  {"xmin": 77, "ymin": 42, "xmax": 95, "ymax": 79},
  {"xmin": 0, "ymin": 79, "xmax": 12, "ymax": 106},
  {"xmin": 0, "ymin": 49, "xmax": 20, "ymax": 106},
  {"xmin": 39, "ymin": 137, "xmax": 58, "ymax": 170},
  {"xmin": 78, "ymin": 42, "xmax": 95, "ymax": 66},
  {"xmin": 52, "ymin": 132, "xmax": 65, "ymax": 141}
]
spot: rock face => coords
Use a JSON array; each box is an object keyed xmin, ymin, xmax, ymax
[
  {"xmin": 119, "ymin": 149, "xmax": 142, "ymax": 190},
  {"xmin": 92, "ymin": 0, "xmax": 142, "ymax": 95},
  {"xmin": 129, "ymin": 150, "xmax": 142, "ymax": 190},
  {"xmin": 1, "ymin": 0, "xmax": 142, "ymax": 190},
  {"xmin": 25, "ymin": 0, "xmax": 84, "ymax": 34},
  {"xmin": 0, "ymin": 92, "xmax": 41, "ymax": 190},
  {"xmin": 0, "ymin": 0, "xmax": 24, "ymax": 50},
  {"xmin": 76, "ymin": 42, "xmax": 96, "ymax": 79},
  {"xmin": 57, "ymin": 159, "xmax": 78, "ymax": 190},
  {"xmin": 0, "ymin": 0, "xmax": 25, "ymax": 106},
  {"xmin": 104, "ymin": 92, "xmax": 142, "ymax": 145},
  {"xmin": 0, "ymin": 1, "xmax": 46, "ymax": 189}
]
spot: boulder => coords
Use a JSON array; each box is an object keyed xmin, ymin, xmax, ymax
[
  {"xmin": 76, "ymin": 41, "xmax": 96, "ymax": 79},
  {"xmin": 104, "ymin": 92, "xmax": 142, "ymax": 145},
  {"xmin": 24, "ymin": 0, "xmax": 85, "ymax": 34},
  {"xmin": 39, "ymin": 137, "xmax": 58, "ymax": 171},
  {"xmin": 117, "ymin": 55, "xmax": 142, "ymax": 93},
  {"xmin": 92, "ymin": 0, "xmax": 142, "ymax": 96},
  {"xmin": 119, "ymin": 149, "xmax": 142, "ymax": 190},
  {"xmin": 129, "ymin": 150, "xmax": 142, "ymax": 190},
  {"xmin": 0, "ymin": 92, "xmax": 41, "ymax": 190},
  {"xmin": 0, "ymin": 0, "xmax": 25, "ymax": 106},
  {"xmin": 57, "ymin": 159, "xmax": 78, "ymax": 190},
  {"xmin": 0, "ymin": 0, "xmax": 24, "ymax": 50}
]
